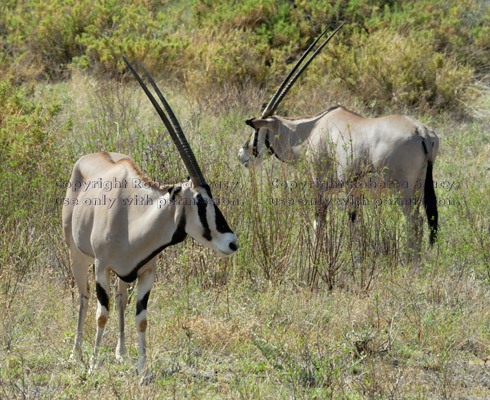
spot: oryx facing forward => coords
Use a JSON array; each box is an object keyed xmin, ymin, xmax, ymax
[
  {"xmin": 63, "ymin": 58, "xmax": 238, "ymax": 376},
  {"xmin": 238, "ymin": 25, "xmax": 439, "ymax": 251}
]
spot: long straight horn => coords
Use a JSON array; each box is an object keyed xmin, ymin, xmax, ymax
[
  {"xmin": 261, "ymin": 23, "xmax": 344, "ymax": 118},
  {"xmin": 135, "ymin": 61, "xmax": 207, "ymax": 186},
  {"xmin": 122, "ymin": 57, "xmax": 206, "ymax": 187}
]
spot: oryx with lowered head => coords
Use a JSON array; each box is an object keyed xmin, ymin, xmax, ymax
[
  {"xmin": 63, "ymin": 58, "xmax": 238, "ymax": 376},
  {"xmin": 238, "ymin": 24, "xmax": 439, "ymax": 252}
]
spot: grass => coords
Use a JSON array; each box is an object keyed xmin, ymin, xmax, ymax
[
  {"xmin": 0, "ymin": 71, "xmax": 489, "ymax": 399},
  {"xmin": 1, "ymin": 264, "xmax": 489, "ymax": 398}
]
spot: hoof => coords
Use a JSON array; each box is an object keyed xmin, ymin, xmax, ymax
[{"xmin": 139, "ymin": 370, "xmax": 155, "ymax": 385}]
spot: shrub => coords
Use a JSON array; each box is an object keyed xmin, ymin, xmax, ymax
[
  {"xmin": 0, "ymin": 78, "xmax": 63, "ymax": 222},
  {"xmin": 321, "ymin": 28, "xmax": 474, "ymax": 113},
  {"xmin": 1, "ymin": 0, "xmax": 486, "ymax": 112}
]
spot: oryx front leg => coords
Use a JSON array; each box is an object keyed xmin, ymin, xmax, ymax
[
  {"xmin": 135, "ymin": 264, "xmax": 156, "ymax": 376},
  {"xmin": 314, "ymin": 195, "xmax": 330, "ymax": 241},
  {"xmin": 116, "ymin": 279, "xmax": 130, "ymax": 361},
  {"xmin": 93, "ymin": 261, "xmax": 110, "ymax": 368}
]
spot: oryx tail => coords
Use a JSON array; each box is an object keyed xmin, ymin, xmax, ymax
[{"xmin": 424, "ymin": 161, "xmax": 438, "ymax": 245}]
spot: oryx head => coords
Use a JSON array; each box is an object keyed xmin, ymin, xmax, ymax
[
  {"xmin": 238, "ymin": 24, "xmax": 344, "ymax": 168},
  {"xmin": 124, "ymin": 58, "xmax": 238, "ymax": 256},
  {"xmin": 168, "ymin": 180, "xmax": 238, "ymax": 256},
  {"xmin": 238, "ymin": 117, "xmax": 279, "ymax": 167}
]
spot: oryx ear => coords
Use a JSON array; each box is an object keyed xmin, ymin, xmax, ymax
[
  {"xmin": 246, "ymin": 117, "xmax": 276, "ymax": 130},
  {"xmin": 245, "ymin": 118, "xmax": 256, "ymax": 128},
  {"xmin": 168, "ymin": 186, "xmax": 182, "ymax": 200}
]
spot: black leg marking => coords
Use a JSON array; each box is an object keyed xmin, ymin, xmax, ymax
[
  {"xmin": 136, "ymin": 291, "xmax": 151, "ymax": 316},
  {"xmin": 348, "ymin": 209, "xmax": 357, "ymax": 223},
  {"xmin": 96, "ymin": 282, "xmax": 109, "ymax": 310}
]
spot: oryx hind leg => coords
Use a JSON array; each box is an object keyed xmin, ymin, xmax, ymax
[
  {"xmin": 400, "ymin": 169, "xmax": 426, "ymax": 260},
  {"xmin": 116, "ymin": 279, "xmax": 130, "ymax": 361},
  {"xmin": 135, "ymin": 260, "xmax": 157, "ymax": 378},
  {"xmin": 70, "ymin": 248, "xmax": 93, "ymax": 361},
  {"xmin": 92, "ymin": 259, "xmax": 111, "ymax": 369}
]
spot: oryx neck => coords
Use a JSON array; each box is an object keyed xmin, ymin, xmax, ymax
[
  {"xmin": 270, "ymin": 115, "xmax": 321, "ymax": 162},
  {"xmin": 264, "ymin": 131, "xmax": 284, "ymax": 162}
]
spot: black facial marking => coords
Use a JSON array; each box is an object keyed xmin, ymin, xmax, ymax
[
  {"xmin": 117, "ymin": 210, "xmax": 187, "ymax": 283},
  {"xmin": 136, "ymin": 291, "xmax": 151, "ymax": 316},
  {"xmin": 96, "ymin": 282, "xmax": 109, "ymax": 310},
  {"xmin": 200, "ymin": 184, "xmax": 232, "ymax": 234},
  {"xmin": 213, "ymin": 204, "xmax": 233, "ymax": 233},
  {"xmin": 196, "ymin": 193, "xmax": 212, "ymax": 241},
  {"xmin": 169, "ymin": 186, "xmax": 182, "ymax": 200},
  {"xmin": 252, "ymin": 129, "xmax": 259, "ymax": 157},
  {"xmin": 421, "ymin": 140, "xmax": 428, "ymax": 155}
]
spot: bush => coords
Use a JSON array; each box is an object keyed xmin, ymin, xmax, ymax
[
  {"xmin": 2, "ymin": 0, "xmax": 188, "ymax": 79},
  {"xmin": 322, "ymin": 28, "xmax": 474, "ymax": 113},
  {"xmin": 1, "ymin": 0, "xmax": 487, "ymax": 111},
  {"xmin": 0, "ymin": 78, "xmax": 64, "ymax": 223}
]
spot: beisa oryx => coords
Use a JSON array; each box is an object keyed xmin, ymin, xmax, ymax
[
  {"xmin": 63, "ymin": 58, "xmax": 238, "ymax": 376},
  {"xmin": 238, "ymin": 24, "xmax": 439, "ymax": 252}
]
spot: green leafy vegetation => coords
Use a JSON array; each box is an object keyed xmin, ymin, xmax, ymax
[{"xmin": 1, "ymin": 0, "xmax": 488, "ymax": 110}]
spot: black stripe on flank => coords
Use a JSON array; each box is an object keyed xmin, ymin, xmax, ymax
[
  {"xmin": 136, "ymin": 291, "xmax": 151, "ymax": 316},
  {"xmin": 117, "ymin": 210, "xmax": 188, "ymax": 283},
  {"xmin": 96, "ymin": 282, "xmax": 109, "ymax": 310}
]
